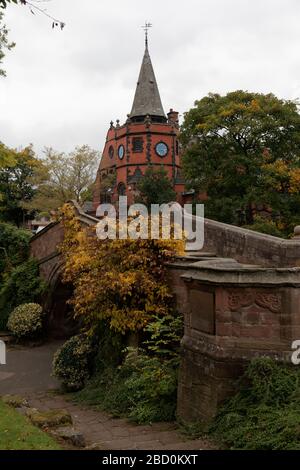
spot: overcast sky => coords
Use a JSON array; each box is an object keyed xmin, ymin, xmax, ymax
[{"xmin": 0, "ymin": 0, "xmax": 300, "ymax": 156}]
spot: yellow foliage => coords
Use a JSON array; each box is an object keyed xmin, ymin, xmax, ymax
[
  {"xmin": 289, "ymin": 168, "xmax": 300, "ymax": 194},
  {"xmin": 59, "ymin": 204, "xmax": 184, "ymax": 334},
  {"xmin": 262, "ymin": 160, "xmax": 300, "ymax": 195}
]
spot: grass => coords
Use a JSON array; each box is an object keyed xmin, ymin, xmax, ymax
[{"xmin": 0, "ymin": 400, "xmax": 61, "ymax": 450}]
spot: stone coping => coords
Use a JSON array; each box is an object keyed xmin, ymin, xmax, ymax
[
  {"xmin": 182, "ymin": 333, "xmax": 292, "ymax": 363},
  {"xmin": 173, "ymin": 256, "xmax": 300, "ymax": 286}
]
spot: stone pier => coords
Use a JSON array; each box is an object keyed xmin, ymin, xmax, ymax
[{"xmin": 168, "ymin": 255, "xmax": 300, "ymax": 424}]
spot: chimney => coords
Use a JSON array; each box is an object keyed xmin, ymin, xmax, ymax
[{"xmin": 167, "ymin": 108, "xmax": 179, "ymax": 126}]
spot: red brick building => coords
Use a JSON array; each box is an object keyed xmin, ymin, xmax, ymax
[{"xmin": 93, "ymin": 39, "xmax": 185, "ymax": 210}]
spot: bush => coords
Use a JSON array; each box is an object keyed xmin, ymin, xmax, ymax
[
  {"xmin": 0, "ymin": 258, "xmax": 46, "ymax": 330},
  {"xmin": 75, "ymin": 348, "xmax": 178, "ymax": 424},
  {"xmin": 53, "ymin": 334, "xmax": 96, "ymax": 391},
  {"xmin": 210, "ymin": 357, "xmax": 300, "ymax": 450},
  {"xmin": 243, "ymin": 217, "xmax": 284, "ymax": 238},
  {"xmin": 0, "ymin": 223, "xmax": 31, "ymax": 279},
  {"xmin": 119, "ymin": 349, "xmax": 178, "ymax": 423},
  {"xmin": 7, "ymin": 303, "xmax": 44, "ymax": 339}
]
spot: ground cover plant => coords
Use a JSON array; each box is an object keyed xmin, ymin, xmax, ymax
[{"xmin": 210, "ymin": 357, "xmax": 300, "ymax": 450}]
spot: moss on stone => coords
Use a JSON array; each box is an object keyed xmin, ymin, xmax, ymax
[{"xmin": 26, "ymin": 408, "xmax": 72, "ymax": 428}]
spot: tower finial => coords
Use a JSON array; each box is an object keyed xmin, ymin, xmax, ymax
[{"xmin": 142, "ymin": 21, "xmax": 152, "ymax": 48}]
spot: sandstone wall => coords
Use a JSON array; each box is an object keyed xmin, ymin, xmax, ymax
[{"xmin": 197, "ymin": 217, "xmax": 300, "ymax": 267}]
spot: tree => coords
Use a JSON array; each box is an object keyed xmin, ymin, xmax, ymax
[
  {"xmin": 59, "ymin": 203, "xmax": 183, "ymax": 334},
  {"xmin": 181, "ymin": 91, "xmax": 300, "ymax": 233},
  {"xmin": 0, "ymin": 144, "xmax": 42, "ymax": 225},
  {"xmin": 0, "ymin": 142, "xmax": 16, "ymax": 167},
  {"xmin": 0, "ymin": 10, "xmax": 15, "ymax": 76},
  {"xmin": 136, "ymin": 167, "xmax": 176, "ymax": 207},
  {"xmin": 28, "ymin": 145, "xmax": 99, "ymax": 212},
  {"xmin": 0, "ymin": 0, "xmax": 65, "ymax": 29}
]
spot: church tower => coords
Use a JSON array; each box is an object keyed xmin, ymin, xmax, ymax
[{"xmin": 93, "ymin": 29, "xmax": 185, "ymax": 210}]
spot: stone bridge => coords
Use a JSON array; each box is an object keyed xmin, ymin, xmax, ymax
[
  {"xmin": 30, "ymin": 202, "xmax": 300, "ymax": 423},
  {"xmin": 30, "ymin": 202, "xmax": 98, "ymax": 337}
]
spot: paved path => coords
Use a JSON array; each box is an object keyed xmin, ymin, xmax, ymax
[
  {"xmin": 0, "ymin": 342, "xmax": 61, "ymax": 394},
  {"xmin": 0, "ymin": 342, "xmax": 216, "ymax": 450}
]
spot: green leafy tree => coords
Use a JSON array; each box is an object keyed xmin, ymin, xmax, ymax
[
  {"xmin": 0, "ymin": 222, "xmax": 30, "ymax": 280},
  {"xmin": 0, "ymin": 10, "xmax": 15, "ymax": 77},
  {"xmin": 0, "ymin": 221, "xmax": 46, "ymax": 330},
  {"xmin": 136, "ymin": 167, "xmax": 176, "ymax": 207},
  {"xmin": 0, "ymin": 142, "xmax": 16, "ymax": 168},
  {"xmin": 181, "ymin": 91, "xmax": 300, "ymax": 232},
  {"xmin": 0, "ymin": 144, "xmax": 42, "ymax": 225},
  {"xmin": 27, "ymin": 145, "xmax": 99, "ymax": 212},
  {"xmin": 0, "ymin": 258, "xmax": 46, "ymax": 330}
]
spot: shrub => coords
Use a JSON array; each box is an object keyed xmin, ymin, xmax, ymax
[
  {"xmin": 143, "ymin": 313, "xmax": 183, "ymax": 359},
  {"xmin": 0, "ymin": 222, "xmax": 31, "ymax": 279},
  {"xmin": 59, "ymin": 203, "xmax": 184, "ymax": 335},
  {"xmin": 73, "ymin": 312, "xmax": 183, "ymax": 424},
  {"xmin": 0, "ymin": 258, "xmax": 47, "ymax": 330},
  {"xmin": 75, "ymin": 348, "xmax": 178, "ymax": 423},
  {"xmin": 53, "ymin": 334, "xmax": 96, "ymax": 391},
  {"xmin": 210, "ymin": 357, "xmax": 300, "ymax": 450},
  {"xmin": 7, "ymin": 303, "xmax": 44, "ymax": 339},
  {"xmin": 243, "ymin": 216, "xmax": 284, "ymax": 238},
  {"xmin": 120, "ymin": 348, "xmax": 178, "ymax": 423}
]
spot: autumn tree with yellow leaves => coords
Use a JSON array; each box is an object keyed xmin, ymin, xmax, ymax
[{"xmin": 59, "ymin": 204, "xmax": 184, "ymax": 334}]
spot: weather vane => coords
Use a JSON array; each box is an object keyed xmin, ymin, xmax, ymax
[{"xmin": 142, "ymin": 21, "xmax": 152, "ymax": 47}]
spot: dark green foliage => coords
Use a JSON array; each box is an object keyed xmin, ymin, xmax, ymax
[
  {"xmin": 0, "ymin": 146, "xmax": 37, "ymax": 226},
  {"xmin": 181, "ymin": 91, "xmax": 300, "ymax": 233},
  {"xmin": 136, "ymin": 166, "xmax": 176, "ymax": 207},
  {"xmin": 0, "ymin": 9, "xmax": 15, "ymax": 78},
  {"xmin": 75, "ymin": 348, "xmax": 178, "ymax": 423},
  {"xmin": 210, "ymin": 357, "xmax": 300, "ymax": 449},
  {"xmin": 0, "ymin": 258, "xmax": 46, "ymax": 330},
  {"xmin": 0, "ymin": 1, "xmax": 19, "ymax": 8},
  {"xmin": 243, "ymin": 217, "xmax": 284, "ymax": 237},
  {"xmin": 0, "ymin": 222, "xmax": 30, "ymax": 279},
  {"xmin": 53, "ymin": 334, "xmax": 96, "ymax": 391},
  {"xmin": 143, "ymin": 312, "xmax": 183, "ymax": 359},
  {"xmin": 92, "ymin": 323, "xmax": 124, "ymax": 374},
  {"xmin": 73, "ymin": 313, "xmax": 183, "ymax": 424}
]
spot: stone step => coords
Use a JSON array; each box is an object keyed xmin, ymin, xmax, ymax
[{"xmin": 184, "ymin": 251, "xmax": 217, "ymax": 257}]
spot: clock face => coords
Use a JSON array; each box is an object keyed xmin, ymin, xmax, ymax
[
  {"xmin": 118, "ymin": 144, "xmax": 125, "ymax": 160},
  {"xmin": 155, "ymin": 142, "xmax": 168, "ymax": 157}
]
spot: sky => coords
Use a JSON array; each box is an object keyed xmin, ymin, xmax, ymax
[{"xmin": 0, "ymin": 0, "xmax": 300, "ymax": 156}]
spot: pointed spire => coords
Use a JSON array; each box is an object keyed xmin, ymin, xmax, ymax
[{"xmin": 130, "ymin": 37, "xmax": 166, "ymax": 121}]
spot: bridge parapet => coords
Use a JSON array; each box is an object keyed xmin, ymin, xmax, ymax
[
  {"xmin": 168, "ymin": 257, "xmax": 300, "ymax": 424},
  {"xmin": 191, "ymin": 217, "xmax": 300, "ymax": 267}
]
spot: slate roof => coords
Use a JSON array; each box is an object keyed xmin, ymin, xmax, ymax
[{"xmin": 130, "ymin": 45, "xmax": 166, "ymax": 120}]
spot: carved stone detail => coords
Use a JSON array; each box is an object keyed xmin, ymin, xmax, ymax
[
  {"xmin": 228, "ymin": 292, "xmax": 253, "ymax": 311},
  {"xmin": 255, "ymin": 293, "xmax": 281, "ymax": 313}
]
